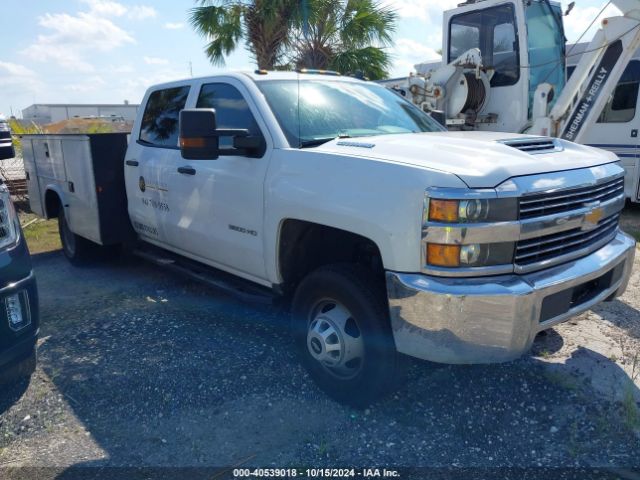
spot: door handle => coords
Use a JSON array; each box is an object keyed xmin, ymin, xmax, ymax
[
  {"xmin": 126, "ymin": 160, "xmax": 139, "ymax": 167},
  {"xmin": 177, "ymin": 166, "xmax": 196, "ymax": 175}
]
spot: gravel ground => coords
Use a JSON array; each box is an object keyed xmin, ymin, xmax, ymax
[{"xmin": 0, "ymin": 238, "xmax": 639, "ymax": 476}]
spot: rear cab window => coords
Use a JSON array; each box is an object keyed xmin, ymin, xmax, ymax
[{"xmin": 139, "ymin": 86, "xmax": 191, "ymax": 148}]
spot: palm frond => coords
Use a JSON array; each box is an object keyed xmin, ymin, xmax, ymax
[
  {"xmin": 329, "ymin": 45, "xmax": 392, "ymax": 79},
  {"xmin": 189, "ymin": 3, "xmax": 244, "ymax": 66}
]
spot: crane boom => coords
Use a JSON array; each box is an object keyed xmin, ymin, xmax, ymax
[{"xmin": 531, "ymin": 0, "xmax": 640, "ymax": 142}]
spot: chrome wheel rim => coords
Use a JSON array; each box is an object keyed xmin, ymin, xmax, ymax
[{"xmin": 306, "ymin": 299, "xmax": 364, "ymax": 379}]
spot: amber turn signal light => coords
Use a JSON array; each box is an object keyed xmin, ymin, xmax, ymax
[
  {"xmin": 429, "ymin": 199, "xmax": 459, "ymax": 223},
  {"xmin": 180, "ymin": 137, "xmax": 206, "ymax": 149},
  {"xmin": 427, "ymin": 243, "xmax": 461, "ymax": 267}
]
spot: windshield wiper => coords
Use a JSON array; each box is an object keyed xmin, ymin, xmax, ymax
[{"xmin": 299, "ymin": 137, "xmax": 337, "ymax": 148}]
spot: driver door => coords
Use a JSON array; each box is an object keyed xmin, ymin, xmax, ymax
[{"xmin": 162, "ymin": 80, "xmax": 271, "ymax": 281}]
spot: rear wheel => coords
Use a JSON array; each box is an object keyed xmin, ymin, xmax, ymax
[
  {"xmin": 58, "ymin": 208, "xmax": 113, "ymax": 265},
  {"xmin": 292, "ymin": 264, "xmax": 405, "ymax": 406}
]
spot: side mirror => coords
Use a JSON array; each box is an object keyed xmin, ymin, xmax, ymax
[
  {"xmin": 233, "ymin": 135, "xmax": 263, "ymax": 151},
  {"xmin": 179, "ymin": 109, "xmax": 220, "ymax": 160}
]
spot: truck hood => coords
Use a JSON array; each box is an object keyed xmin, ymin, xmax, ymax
[{"xmin": 315, "ymin": 131, "xmax": 619, "ymax": 189}]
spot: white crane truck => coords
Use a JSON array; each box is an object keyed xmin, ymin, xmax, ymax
[
  {"xmin": 22, "ymin": 71, "xmax": 636, "ymax": 404},
  {"xmin": 402, "ymin": 0, "xmax": 640, "ymax": 203}
]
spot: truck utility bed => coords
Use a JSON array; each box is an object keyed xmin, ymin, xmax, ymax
[{"xmin": 21, "ymin": 133, "xmax": 134, "ymax": 246}]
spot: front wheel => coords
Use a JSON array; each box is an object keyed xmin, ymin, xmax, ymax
[{"xmin": 291, "ymin": 264, "xmax": 405, "ymax": 406}]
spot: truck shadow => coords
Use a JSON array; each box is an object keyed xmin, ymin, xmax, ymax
[
  {"xmin": 0, "ymin": 377, "xmax": 29, "ymax": 416},
  {"xmin": 13, "ymin": 252, "xmax": 640, "ymax": 473},
  {"xmin": 592, "ymin": 299, "xmax": 640, "ymax": 340}
]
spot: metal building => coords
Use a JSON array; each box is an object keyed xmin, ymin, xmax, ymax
[{"xmin": 22, "ymin": 103, "xmax": 140, "ymax": 125}]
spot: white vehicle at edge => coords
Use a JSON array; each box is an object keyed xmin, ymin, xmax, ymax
[{"xmin": 23, "ymin": 71, "xmax": 636, "ymax": 405}]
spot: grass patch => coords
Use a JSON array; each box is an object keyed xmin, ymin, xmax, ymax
[
  {"xmin": 544, "ymin": 370, "xmax": 578, "ymax": 391},
  {"xmin": 22, "ymin": 218, "xmax": 61, "ymax": 254}
]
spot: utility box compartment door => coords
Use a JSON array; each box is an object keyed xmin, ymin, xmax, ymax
[
  {"xmin": 21, "ymin": 138, "xmax": 44, "ymax": 217},
  {"xmin": 61, "ymin": 137, "xmax": 102, "ymax": 244}
]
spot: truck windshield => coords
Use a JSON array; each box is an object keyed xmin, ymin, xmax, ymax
[
  {"xmin": 525, "ymin": 0, "xmax": 566, "ymax": 118},
  {"xmin": 257, "ymin": 79, "xmax": 445, "ymax": 148}
]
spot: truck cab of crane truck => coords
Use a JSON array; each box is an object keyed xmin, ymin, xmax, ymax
[
  {"xmin": 404, "ymin": 0, "xmax": 640, "ymax": 203},
  {"xmin": 436, "ymin": 0, "xmax": 566, "ymax": 132}
]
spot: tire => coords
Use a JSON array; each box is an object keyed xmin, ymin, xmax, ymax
[
  {"xmin": 291, "ymin": 264, "xmax": 405, "ymax": 407},
  {"xmin": 58, "ymin": 208, "xmax": 105, "ymax": 265}
]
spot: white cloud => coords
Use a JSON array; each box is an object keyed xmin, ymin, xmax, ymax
[
  {"xmin": 118, "ymin": 67, "xmax": 188, "ymax": 103},
  {"xmin": 22, "ymin": 10, "xmax": 135, "ymax": 72},
  {"xmin": 128, "ymin": 5, "xmax": 157, "ymax": 20},
  {"xmin": 164, "ymin": 22, "xmax": 184, "ymax": 30},
  {"xmin": 144, "ymin": 56, "xmax": 169, "ymax": 65},
  {"xmin": 0, "ymin": 61, "xmax": 43, "ymax": 103},
  {"xmin": 562, "ymin": 2, "xmax": 622, "ymax": 44},
  {"xmin": 81, "ymin": 0, "xmax": 127, "ymax": 17},
  {"xmin": 111, "ymin": 64, "xmax": 135, "ymax": 73},
  {"xmin": 384, "ymin": 0, "xmax": 459, "ymax": 22},
  {"xmin": 64, "ymin": 75, "xmax": 107, "ymax": 93},
  {"xmin": 0, "ymin": 61, "xmax": 36, "ymax": 77},
  {"xmin": 390, "ymin": 37, "xmax": 441, "ymax": 77}
]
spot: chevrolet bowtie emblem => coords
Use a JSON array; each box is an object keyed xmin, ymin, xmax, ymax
[{"xmin": 583, "ymin": 206, "xmax": 604, "ymax": 230}]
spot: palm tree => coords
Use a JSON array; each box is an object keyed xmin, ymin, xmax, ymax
[
  {"xmin": 290, "ymin": 0, "xmax": 397, "ymax": 80},
  {"xmin": 189, "ymin": 0, "xmax": 296, "ymax": 70},
  {"xmin": 190, "ymin": 0, "xmax": 397, "ymax": 80}
]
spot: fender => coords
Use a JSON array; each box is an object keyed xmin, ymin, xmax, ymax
[
  {"xmin": 263, "ymin": 149, "xmax": 468, "ymax": 284},
  {"xmin": 42, "ymin": 184, "xmax": 67, "ymax": 220}
]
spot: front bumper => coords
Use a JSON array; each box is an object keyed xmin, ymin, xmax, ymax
[
  {"xmin": 386, "ymin": 230, "xmax": 636, "ymax": 364},
  {"xmin": 0, "ymin": 271, "xmax": 38, "ymax": 372}
]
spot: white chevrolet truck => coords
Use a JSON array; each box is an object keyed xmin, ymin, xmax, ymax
[{"xmin": 22, "ymin": 71, "xmax": 636, "ymax": 405}]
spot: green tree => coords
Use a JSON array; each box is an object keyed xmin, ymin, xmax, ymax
[
  {"xmin": 189, "ymin": 0, "xmax": 296, "ymax": 70},
  {"xmin": 290, "ymin": 0, "xmax": 397, "ymax": 80},
  {"xmin": 190, "ymin": 0, "xmax": 397, "ymax": 80},
  {"xmin": 7, "ymin": 119, "xmax": 43, "ymax": 159}
]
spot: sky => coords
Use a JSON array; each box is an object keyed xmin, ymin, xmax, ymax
[{"xmin": 0, "ymin": 0, "xmax": 621, "ymax": 118}]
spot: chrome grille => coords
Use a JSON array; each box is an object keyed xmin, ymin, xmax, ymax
[
  {"xmin": 519, "ymin": 177, "xmax": 624, "ymax": 220},
  {"xmin": 515, "ymin": 213, "xmax": 620, "ymax": 267}
]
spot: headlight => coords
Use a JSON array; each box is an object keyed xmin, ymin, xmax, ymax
[
  {"xmin": 0, "ymin": 187, "xmax": 18, "ymax": 250},
  {"xmin": 0, "ymin": 122, "xmax": 10, "ymax": 132},
  {"xmin": 422, "ymin": 190, "xmax": 517, "ymax": 272},
  {"xmin": 426, "ymin": 197, "xmax": 517, "ymax": 224},
  {"xmin": 426, "ymin": 242, "xmax": 514, "ymax": 268}
]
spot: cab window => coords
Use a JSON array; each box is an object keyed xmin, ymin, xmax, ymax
[
  {"xmin": 449, "ymin": 4, "xmax": 519, "ymax": 87},
  {"xmin": 597, "ymin": 60, "xmax": 640, "ymax": 123},
  {"xmin": 196, "ymin": 83, "xmax": 263, "ymax": 150},
  {"xmin": 139, "ymin": 86, "xmax": 190, "ymax": 148}
]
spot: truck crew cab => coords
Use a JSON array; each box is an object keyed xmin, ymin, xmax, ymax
[{"xmin": 23, "ymin": 71, "xmax": 636, "ymax": 404}]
